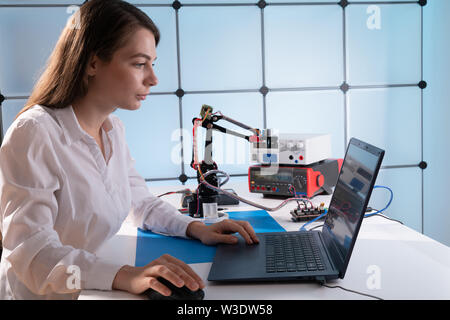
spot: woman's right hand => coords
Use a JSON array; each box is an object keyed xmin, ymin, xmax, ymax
[{"xmin": 112, "ymin": 254, "xmax": 205, "ymax": 296}]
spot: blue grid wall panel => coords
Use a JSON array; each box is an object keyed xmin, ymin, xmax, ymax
[
  {"xmin": 0, "ymin": 7, "xmax": 69, "ymax": 96},
  {"xmin": 347, "ymin": 87, "xmax": 422, "ymax": 167},
  {"xmin": 346, "ymin": 4, "xmax": 421, "ymax": 86},
  {"xmin": 114, "ymin": 95, "xmax": 181, "ymax": 180}
]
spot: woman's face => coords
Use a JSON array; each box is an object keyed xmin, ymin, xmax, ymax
[{"xmin": 88, "ymin": 27, "xmax": 158, "ymax": 111}]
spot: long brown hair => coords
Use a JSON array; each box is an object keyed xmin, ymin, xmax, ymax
[{"xmin": 16, "ymin": 0, "xmax": 160, "ymax": 119}]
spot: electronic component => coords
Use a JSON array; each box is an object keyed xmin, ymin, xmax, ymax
[
  {"xmin": 181, "ymin": 189, "xmax": 239, "ymax": 210},
  {"xmin": 290, "ymin": 202, "xmax": 327, "ymax": 222},
  {"xmin": 248, "ymin": 159, "xmax": 343, "ymax": 198},
  {"xmin": 251, "ymin": 133, "xmax": 331, "ymax": 165},
  {"xmin": 189, "ymin": 104, "xmax": 336, "ymax": 216}
]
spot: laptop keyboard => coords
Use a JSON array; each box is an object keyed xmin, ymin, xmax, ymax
[{"xmin": 265, "ymin": 233, "xmax": 326, "ymax": 273}]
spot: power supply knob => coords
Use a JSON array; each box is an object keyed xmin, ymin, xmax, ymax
[
  {"xmin": 297, "ymin": 142, "xmax": 304, "ymax": 149},
  {"xmin": 317, "ymin": 174, "xmax": 324, "ymax": 187}
]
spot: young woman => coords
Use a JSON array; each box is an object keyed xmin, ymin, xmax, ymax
[{"xmin": 0, "ymin": 0, "xmax": 258, "ymax": 300}]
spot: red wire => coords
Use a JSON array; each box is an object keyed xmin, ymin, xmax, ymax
[
  {"xmin": 195, "ymin": 185, "xmax": 200, "ymax": 216},
  {"xmin": 157, "ymin": 191, "xmax": 176, "ymax": 197},
  {"xmin": 192, "ymin": 118, "xmax": 202, "ymax": 170}
]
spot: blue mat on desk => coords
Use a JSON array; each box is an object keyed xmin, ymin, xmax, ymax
[{"xmin": 135, "ymin": 210, "xmax": 285, "ymax": 266}]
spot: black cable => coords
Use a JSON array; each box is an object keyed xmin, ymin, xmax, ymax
[
  {"xmin": 321, "ymin": 283, "xmax": 383, "ymax": 300},
  {"xmin": 366, "ymin": 212, "xmax": 404, "ymax": 225},
  {"xmin": 309, "ymin": 224, "xmax": 323, "ymax": 231},
  {"xmin": 157, "ymin": 188, "xmax": 192, "ymax": 198},
  {"xmin": 306, "ymin": 211, "xmax": 403, "ymax": 231}
]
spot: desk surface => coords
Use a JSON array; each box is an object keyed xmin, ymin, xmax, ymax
[{"xmin": 79, "ymin": 182, "xmax": 450, "ymax": 300}]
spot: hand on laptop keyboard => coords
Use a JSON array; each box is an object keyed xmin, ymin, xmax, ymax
[{"xmin": 186, "ymin": 219, "xmax": 260, "ymax": 245}]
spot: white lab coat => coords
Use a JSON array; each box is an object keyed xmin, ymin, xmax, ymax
[{"xmin": 0, "ymin": 105, "xmax": 195, "ymax": 299}]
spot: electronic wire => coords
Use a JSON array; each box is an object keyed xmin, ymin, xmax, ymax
[
  {"xmin": 199, "ymin": 169, "xmax": 310, "ymax": 212},
  {"xmin": 301, "ymin": 186, "xmax": 397, "ymax": 231},
  {"xmin": 364, "ymin": 185, "xmax": 394, "ymax": 217},
  {"xmin": 320, "ymin": 283, "xmax": 383, "ymax": 300}
]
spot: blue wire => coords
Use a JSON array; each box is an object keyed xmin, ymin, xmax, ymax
[
  {"xmin": 300, "ymin": 209, "xmax": 328, "ymax": 231},
  {"xmin": 364, "ymin": 185, "xmax": 394, "ymax": 218},
  {"xmin": 299, "ymin": 185, "xmax": 394, "ymax": 231}
]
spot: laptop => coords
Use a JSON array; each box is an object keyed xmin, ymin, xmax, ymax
[{"xmin": 208, "ymin": 138, "xmax": 384, "ymax": 283}]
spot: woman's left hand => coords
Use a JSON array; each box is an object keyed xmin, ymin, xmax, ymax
[{"xmin": 186, "ymin": 219, "xmax": 259, "ymax": 246}]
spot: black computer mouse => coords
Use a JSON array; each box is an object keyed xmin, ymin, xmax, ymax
[{"xmin": 144, "ymin": 277, "xmax": 205, "ymax": 300}]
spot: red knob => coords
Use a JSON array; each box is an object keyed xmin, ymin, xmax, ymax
[{"xmin": 317, "ymin": 174, "xmax": 324, "ymax": 187}]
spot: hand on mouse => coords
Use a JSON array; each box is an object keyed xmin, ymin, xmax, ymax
[
  {"xmin": 112, "ymin": 254, "xmax": 204, "ymax": 296},
  {"xmin": 186, "ymin": 219, "xmax": 260, "ymax": 246}
]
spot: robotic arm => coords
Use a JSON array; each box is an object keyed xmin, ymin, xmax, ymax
[
  {"xmin": 188, "ymin": 105, "xmax": 261, "ymax": 217},
  {"xmin": 190, "ymin": 104, "xmax": 261, "ymax": 168}
]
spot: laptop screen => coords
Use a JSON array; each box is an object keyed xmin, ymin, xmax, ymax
[{"xmin": 322, "ymin": 138, "xmax": 384, "ymax": 272}]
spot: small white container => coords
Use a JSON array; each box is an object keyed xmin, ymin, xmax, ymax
[{"xmin": 202, "ymin": 202, "xmax": 218, "ymax": 219}]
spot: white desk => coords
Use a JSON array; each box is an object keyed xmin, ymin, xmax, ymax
[{"xmin": 79, "ymin": 182, "xmax": 450, "ymax": 300}]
